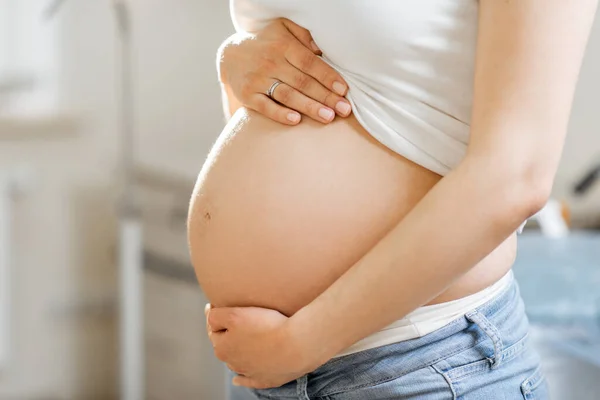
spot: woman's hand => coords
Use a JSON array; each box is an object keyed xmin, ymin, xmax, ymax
[
  {"xmin": 205, "ymin": 304, "xmax": 322, "ymax": 389},
  {"xmin": 218, "ymin": 18, "xmax": 352, "ymax": 125}
]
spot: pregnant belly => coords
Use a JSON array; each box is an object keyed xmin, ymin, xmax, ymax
[{"xmin": 188, "ymin": 109, "xmax": 516, "ymax": 316}]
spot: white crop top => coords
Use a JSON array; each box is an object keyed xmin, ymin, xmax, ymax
[
  {"xmin": 231, "ymin": 0, "xmax": 479, "ymax": 176},
  {"xmin": 229, "ymin": 2, "xmax": 526, "ymax": 355}
]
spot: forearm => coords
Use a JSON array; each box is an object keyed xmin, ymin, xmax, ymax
[
  {"xmin": 220, "ymin": 83, "xmax": 243, "ymax": 120},
  {"xmin": 289, "ymin": 155, "xmax": 543, "ymax": 363},
  {"xmin": 287, "ymin": 0, "xmax": 596, "ymax": 365}
]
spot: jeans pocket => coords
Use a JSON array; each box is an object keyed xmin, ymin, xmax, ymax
[
  {"xmin": 521, "ymin": 366, "xmax": 549, "ymax": 399},
  {"xmin": 322, "ymin": 365, "xmax": 453, "ymax": 400}
]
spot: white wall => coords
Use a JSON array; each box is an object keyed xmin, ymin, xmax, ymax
[
  {"xmin": 0, "ymin": 0, "xmax": 232, "ymax": 398},
  {"xmin": 0, "ymin": 0, "xmax": 119, "ymax": 396},
  {"xmin": 553, "ymin": 13, "xmax": 600, "ymax": 224},
  {"xmin": 0, "ymin": 1, "xmax": 598, "ymax": 399},
  {"xmin": 134, "ymin": 0, "xmax": 233, "ymax": 178}
]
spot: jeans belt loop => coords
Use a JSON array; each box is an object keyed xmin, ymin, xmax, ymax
[
  {"xmin": 296, "ymin": 374, "xmax": 310, "ymax": 400},
  {"xmin": 465, "ymin": 309, "xmax": 504, "ymax": 369}
]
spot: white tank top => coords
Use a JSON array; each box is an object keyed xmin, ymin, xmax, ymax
[
  {"xmin": 229, "ymin": 1, "xmax": 524, "ymax": 355},
  {"xmin": 231, "ymin": 0, "xmax": 479, "ymax": 176}
]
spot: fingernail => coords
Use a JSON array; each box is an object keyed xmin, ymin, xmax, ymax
[
  {"xmin": 204, "ymin": 303, "xmax": 210, "ymax": 315},
  {"xmin": 287, "ymin": 112, "xmax": 301, "ymax": 123},
  {"xmin": 333, "ymin": 81, "xmax": 346, "ymax": 96},
  {"xmin": 310, "ymin": 41, "xmax": 321, "ymax": 53},
  {"xmin": 318, "ymin": 107, "xmax": 335, "ymax": 121},
  {"xmin": 335, "ymin": 101, "xmax": 351, "ymax": 116},
  {"xmin": 232, "ymin": 380, "xmax": 240, "ymax": 387}
]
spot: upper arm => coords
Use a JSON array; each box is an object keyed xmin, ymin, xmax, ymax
[{"xmin": 467, "ymin": 0, "xmax": 598, "ymax": 184}]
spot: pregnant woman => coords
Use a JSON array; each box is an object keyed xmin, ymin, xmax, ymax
[{"xmin": 188, "ymin": 1, "xmax": 597, "ymax": 399}]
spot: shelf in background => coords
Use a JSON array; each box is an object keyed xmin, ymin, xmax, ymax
[{"xmin": 0, "ymin": 112, "xmax": 79, "ymax": 139}]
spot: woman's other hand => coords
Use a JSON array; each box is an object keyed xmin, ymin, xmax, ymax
[
  {"xmin": 205, "ymin": 304, "xmax": 322, "ymax": 389},
  {"xmin": 218, "ymin": 18, "xmax": 352, "ymax": 125}
]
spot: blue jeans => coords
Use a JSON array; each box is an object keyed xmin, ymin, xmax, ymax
[{"xmin": 228, "ymin": 278, "xmax": 549, "ymax": 399}]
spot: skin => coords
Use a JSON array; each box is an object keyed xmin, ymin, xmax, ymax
[
  {"xmin": 190, "ymin": 108, "xmax": 515, "ymax": 315},
  {"xmin": 206, "ymin": 0, "xmax": 598, "ymax": 390},
  {"xmin": 217, "ymin": 19, "xmax": 352, "ymax": 124}
]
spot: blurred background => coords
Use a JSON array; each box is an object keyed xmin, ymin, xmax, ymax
[{"xmin": 0, "ymin": 0, "xmax": 599, "ymax": 399}]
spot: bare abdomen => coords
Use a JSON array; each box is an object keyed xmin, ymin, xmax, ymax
[{"xmin": 187, "ymin": 109, "xmax": 515, "ymax": 316}]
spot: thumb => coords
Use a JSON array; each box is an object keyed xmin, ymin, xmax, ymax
[{"xmin": 281, "ymin": 18, "xmax": 321, "ymax": 54}]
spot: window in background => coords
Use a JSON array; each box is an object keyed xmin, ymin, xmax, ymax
[{"xmin": 0, "ymin": 0, "xmax": 58, "ymax": 116}]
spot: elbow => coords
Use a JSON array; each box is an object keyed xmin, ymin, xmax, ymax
[
  {"xmin": 465, "ymin": 143, "xmax": 559, "ymax": 228},
  {"xmin": 499, "ymin": 164, "xmax": 554, "ymax": 223},
  {"xmin": 519, "ymin": 178, "xmax": 552, "ymax": 219}
]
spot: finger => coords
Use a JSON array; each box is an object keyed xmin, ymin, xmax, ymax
[
  {"xmin": 209, "ymin": 331, "xmax": 229, "ymax": 362},
  {"xmin": 282, "ymin": 66, "xmax": 352, "ymax": 117},
  {"xmin": 227, "ymin": 364, "xmax": 244, "ymax": 376},
  {"xmin": 270, "ymin": 81, "xmax": 336, "ymax": 123},
  {"xmin": 205, "ymin": 304, "xmax": 210, "ymax": 332},
  {"xmin": 232, "ymin": 375, "xmax": 272, "ymax": 390},
  {"xmin": 207, "ymin": 327, "xmax": 224, "ymax": 342},
  {"xmin": 207, "ymin": 307, "xmax": 233, "ymax": 332},
  {"xmin": 280, "ymin": 18, "xmax": 321, "ymax": 54},
  {"xmin": 285, "ymin": 44, "xmax": 348, "ymax": 97},
  {"xmin": 206, "ymin": 318, "xmax": 213, "ymax": 335},
  {"xmin": 250, "ymin": 93, "xmax": 302, "ymax": 125},
  {"xmin": 205, "ymin": 303, "xmax": 214, "ymax": 332},
  {"xmin": 207, "ymin": 329, "xmax": 216, "ymax": 347}
]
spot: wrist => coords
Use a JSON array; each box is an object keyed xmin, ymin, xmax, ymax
[
  {"xmin": 283, "ymin": 305, "xmax": 343, "ymax": 370},
  {"xmin": 216, "ymin": 32, "xmax": 252, "ymax": 84},
  {"xmin": 216, "ymin": 39, "xmax": 231, "ymax": 84}
]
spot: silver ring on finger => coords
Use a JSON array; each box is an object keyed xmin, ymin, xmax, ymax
[{"xmin": 266, "ymin": 80, "xmax": 282, "ymax": 99}]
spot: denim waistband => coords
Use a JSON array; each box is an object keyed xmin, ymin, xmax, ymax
[
  {"xmin": 334, "ymin": 270, "xmax": 514, "ymax": 357},
  {"xmin": 253, "ymin": 274, "xmax": 529, "ymax": 399},
  {"xmin": 316, "ymin": 274, "xmax": 524, "ymax": 373}
]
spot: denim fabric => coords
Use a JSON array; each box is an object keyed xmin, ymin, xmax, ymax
[{"xmin": 228, "ymin": 278, "xmax": 549, "ymax": 399}]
